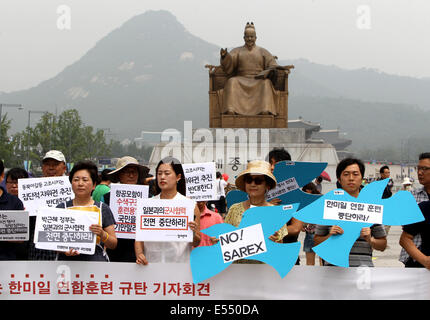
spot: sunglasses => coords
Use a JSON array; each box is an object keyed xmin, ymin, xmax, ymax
[{"xmin": 244, "ymin": 175, "xmax": 266, "ymax": 185}]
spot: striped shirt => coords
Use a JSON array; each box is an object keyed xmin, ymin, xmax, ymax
[
  {"xmin": 399, "ymin": 187, "xmax": 429, "ymax": 264},
  {"xmin": 315, "ymin": 224, "xmax": 386, "ymax": 267}
]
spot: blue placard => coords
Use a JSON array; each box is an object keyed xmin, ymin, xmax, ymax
[
  {"xmin": 190, "ymin": 204, "xmax": 300, "ymax": 283},
  {"xmin": 226, "ymin": 161, "xmax": 326, "ymax": 210},
  {"xmin": 293, "ymin": 179, "xmax": 424, "ymax": 267}
]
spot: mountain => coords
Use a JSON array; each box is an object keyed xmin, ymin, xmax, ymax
[
  {"xmin": 5, "ymin": 10, "xmax": 217, "ymax": 137},
  {"xmin": 282, "ymin": 59, "xmax": 430, "ymax": 109},
  {"xmin": 288, "ymin": 95, "xmax": 429, "ymax": 151},
  {"xmin": 3, "ymin": 10, "xmax": 430, "ymax": 153}
]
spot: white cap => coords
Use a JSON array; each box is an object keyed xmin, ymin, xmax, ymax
[{"xmin": 42, "ymin": 150, "xmax": 66, "ymax": 163}]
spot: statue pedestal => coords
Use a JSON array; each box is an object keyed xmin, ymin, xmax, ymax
[{"xmin": 148, "ymin": 128, "xmax": 339, "ymax": 189}]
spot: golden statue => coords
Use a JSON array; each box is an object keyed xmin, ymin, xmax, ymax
[
  {"xmin": 220, "ymin": 22, "xmax": 279, "ymax": 116},
  {"xmin": 206, "ymin": 22, "xmax": 293, "ymax": 128}
]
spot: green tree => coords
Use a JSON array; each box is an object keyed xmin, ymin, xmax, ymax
[
  {"xmin": 9, "ymin": 131, "xmax": 27, "ymax": 168},
  {"xmin": 0, "ymin": 114, "xmax": 15, "ymax": 166},
  {"xmin": 13, "ymin": 109, "xmax": 112, "ymax": 171}
]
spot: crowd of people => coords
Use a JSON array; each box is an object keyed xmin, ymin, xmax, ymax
[{"xmin": 1, "ymin": 148, "xmax": 430, "ymax": 271}]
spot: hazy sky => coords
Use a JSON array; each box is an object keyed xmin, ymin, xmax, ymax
[{"xmin": 1, "ymin": 0, "xmax": 429, "ymax": 92}]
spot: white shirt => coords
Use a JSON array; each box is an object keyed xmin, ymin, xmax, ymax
[
  {"xmin": 217, "ymin": 178, "xmax": 228, "ymax": 198},
  {"xmin": 143, "ymin": 192, "xmax": 196, "ymax": 263}
]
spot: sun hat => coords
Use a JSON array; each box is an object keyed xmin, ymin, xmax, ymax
[
  {"xmin": 108, "ymin": 156, "xmax": 150, "ymax": 177},
  {"xmin": 235, "ymin": 160, "xmax": 277, "ymax": 192},
  {"xmin": 402, "ymin": 177, "xmax": 412, "ymax": 185},
  {"xmin": 42, "ymin": 150, "xmax": 66, "ymax": 163}
]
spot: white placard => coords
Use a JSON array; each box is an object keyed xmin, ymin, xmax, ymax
[
  {"xmin": 34, "ymin": 207, "xmax": 99, "ymax": 255},
  {"xmin": 136, "ymin": 199, "xmax": 195, "ymax": 242},
  {"xmin": 183, "ymin": 162, "xmax": 217, "ymax": 201},
  {"xmin": 323, "ymin": 200, "xmax": 383, "ymax": 224},
  {"xmin": 266, "ymin": 177, "xmax": 300, "ymax": 200},
  {"xmin": 0, "ymin": 211, "xmax": 29, "ymax": 241},
  {"xmin": 109, "ymin": 184, "xmax": 149, "ymax": 239},
  {"xmin": 18, "ymin": 176, "xmax": 74, "ymax": 216},
  {"xmin": 219, "ymin": 224, "xmax": 267, "ymax": 263}
]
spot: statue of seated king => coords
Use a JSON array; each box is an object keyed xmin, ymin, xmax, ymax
[{"xmin": 206, "ymin": 22, "xmax": 293, "ymax": 128}]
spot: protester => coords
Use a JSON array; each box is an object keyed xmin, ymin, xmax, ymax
[
  {"xmin": 145, "ymin": 174, "xmax": 157, "ymax": 197},
  {"xmin": 399, "ymin": 200, "xmax": 430, "ymax": 268},
  {"xmin": 28, "ymin": 150, "xmax": 67, "ymax": 261},
  {"xmin": 102, "ymin": 156, "xmax": 150, "ymax": 262},
  {"xmin": 267, "ymin": 147, "xmax": 291, "ymax": 173},
  {"xmin": 56, "ymin": 160, "xmax": 117, "ymax": 261},
  {"xmin": 301, "ymin": 182, "xmax": 320, "ymax": 266},
  {"xmin": 400, "ymin": 152, "xmax": 430, "ymax": 266},
  {"xmin": 379, "ymin": 165, "xmax": 393, "ymax": 199},
  {"xmin": 5, "ymin": 167, "xmax": 29, "ymax": 196},
  {"xmin": 197, "ymin": 201, "xmax": 224, "ymax": 247},
  {"xmin": 92, "ymin": 168, "xmax": 112, "ymax": 202},
  {"xmin": 379, "ymin": 165, "xmax": 393, "ymax": 235},
  {"xmin": 135, "ymin": 156, "xmax": 201, "ymax": 265},
  {"xmin": 267, "ymin": 147, "xmax": 303, "ymax": 264},
  {"xmin": 314, "ymin": 158, "xmax": 387, "ymax": 267},
  {"xmin": 41, "ymin": 150, "xmax": 67, "ymax": 177},
  {"xmin": 0, "ymin": 160, "xmax": 27, "ymax": 260},
  {"xmin": 224, "ymin": 160, "xmax": 287, "ymax": 264}
]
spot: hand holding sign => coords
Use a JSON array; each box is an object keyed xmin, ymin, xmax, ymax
[
  {"xmin": 293, "ymin": 179, "xmax": 424, "ymax": 267},
  {"xmin": 190, "ymin": 204, "xmax": 300, "ymax": 283},
  {"xmin": 360, "ymin": 227, "xmax": 372, "ymax": 243}
]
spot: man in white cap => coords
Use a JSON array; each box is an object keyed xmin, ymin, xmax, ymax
[
  {"xmin": 41, "ymin": 150, "xmax": 67, "ymax": 177},
  {"xmin": 400, "ymin": 152, "xmax": 430, "ymax": 266},
  {"xmin": 28, "ymin": 150, "xmax": 67, "ymax": 260}
]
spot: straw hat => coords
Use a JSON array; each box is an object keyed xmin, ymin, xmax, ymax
[
  {"xmin": 235, "ymin": 160, "xmax": 277, "ymax": 192},
  {"xmin": 109, "ymin": 156, "xmax": 150, "ymax": 177}
]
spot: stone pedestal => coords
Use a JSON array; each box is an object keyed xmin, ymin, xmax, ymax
[
  {"xmin": 221, "ymin": 115, "xmax": 275, "ymax": 128},
  {"xmin": 207, "ymin": 66, "xmax": 291, "ymax": 129}
]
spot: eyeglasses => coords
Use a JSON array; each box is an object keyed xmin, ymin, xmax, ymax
[
  {"xmin": 417, "ymin": 166, "xmax": 430, "ymax": 172},
  {"xmin": 6, "ymin": 180, "xmax": 18, "ymax": 186},
  {"xmin": 244, "ymin": 175, "xmax": 265, "ymax": 185}
]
